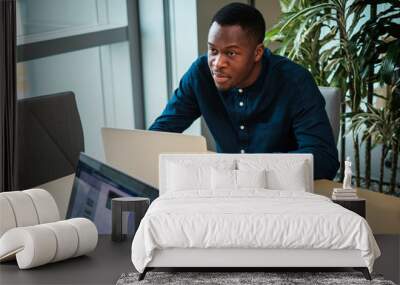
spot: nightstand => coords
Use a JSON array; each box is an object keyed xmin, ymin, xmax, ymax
[
  {"xmin": 332, "ymin": 198, "xmax": 366, "ymax": 218},
  {"xmin": 111, "ymin": 197, "xmax": 150, "ymax": 242}
]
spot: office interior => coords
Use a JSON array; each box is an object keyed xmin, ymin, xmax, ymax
[{"xmin": 1, "ymin": 0, "xmax": 399, "ymax": 284}]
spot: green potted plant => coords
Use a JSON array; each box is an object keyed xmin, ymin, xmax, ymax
[
  {"xmin": 352, "ymin": 39, "xmax": 399, "ymax": 193},
  {"xmin": 265, "ymin": 0, "xmax": 369, "ymax": 186},
  {"xmin": 265, "ymin": 0, "xmax": 399, "ymax": 194}
]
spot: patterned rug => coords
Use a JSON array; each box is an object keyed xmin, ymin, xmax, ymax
[{"xmin": 116, "ymin": 271, "xmax": 396, "ymax": 285}]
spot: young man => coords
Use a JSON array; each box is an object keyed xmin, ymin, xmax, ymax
[{"xmin": 149, "ymin": 3, "xmax": 339, "ymax": 180}]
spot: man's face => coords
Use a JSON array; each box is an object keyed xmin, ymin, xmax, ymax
[{"xmin": 207, "ymin": 22, "xmax": 263, "ymax": 91}]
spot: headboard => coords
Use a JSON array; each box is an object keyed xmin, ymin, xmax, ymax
[{"xmin": 159, "ymin": 153, "xmax": 314, "ymax": 195}]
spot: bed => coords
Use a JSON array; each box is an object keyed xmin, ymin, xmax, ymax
[{"xmin": 131, "ymin": 154, "xmax": 380, "ymax": 280}]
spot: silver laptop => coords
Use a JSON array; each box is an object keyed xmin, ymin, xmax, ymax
[{"xmin": 101, "ymin": 128, "xmax": 208, "ymax": 188}]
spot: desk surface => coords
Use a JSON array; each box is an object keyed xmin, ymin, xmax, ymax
[
  {"xmin": 0, "ymin": 235, "xmax": 133, "ymax": 285},
  {"xmin": 40, "ymin": 175, "xmax": 400, "ymax": 234},
  {"xmin": 314, "ymin": 180, "xmax": 400, "ymax": 234}
]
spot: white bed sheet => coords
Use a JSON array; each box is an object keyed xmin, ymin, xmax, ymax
[{"xmin": 131, "ymin": 190, "xmax": 380, "ymax": 273}]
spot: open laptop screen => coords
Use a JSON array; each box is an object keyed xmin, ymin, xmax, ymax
[{"xmin": 66, "ymin": 153, "xmax": 158, "ymax": 234}]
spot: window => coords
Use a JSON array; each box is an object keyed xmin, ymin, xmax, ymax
[{"xmin": 16, "ymin": 0, "xmax": 142, "ymax": 161}]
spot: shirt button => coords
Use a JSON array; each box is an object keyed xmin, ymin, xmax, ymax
[
  {"xmin": 240, "ymin": 149, "xmax": 245, "ymax": 154},
  {"xmin": 239, "ymin": 101, "xmax": 244, "ymax": 107},
  {"xmin": 240, "ymin": 125, "xmax": 245, "ymax": 130},
  {"xmin": 238, "ymin": 88, "xmax": 243, "ymax": 94}
]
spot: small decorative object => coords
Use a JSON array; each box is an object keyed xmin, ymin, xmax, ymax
[
  {"xmin": 343, "ymin": 156, "xmax": 353, "ymax": 190},
  {"xmin": 111, "ymin": 197, "xmax": 150, "ymax": 242},
  {"xmin": 0, "ymin": 189, "xmax": 98, "ymax": 269},
  {"xmin": 332, "ymin": 157, "xmax": 358, "ymax": 200}
]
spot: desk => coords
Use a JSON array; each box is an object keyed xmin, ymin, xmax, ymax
[
  {"xmin": 0, "ymin": 203, "xmax": 398, "ymax": 284},
  {"xmin": 0, "ymin": 235, "xmax": 132, "ymax": 285},
  {"xmin": 314, "ymin": 180, "xmax": 400, "ymax": 234}
]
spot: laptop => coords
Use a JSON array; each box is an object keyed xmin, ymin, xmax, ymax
[
  {"xmin": 66, "ymin": 153, "xmax": 158, "ymax": 234},
  {"xmin": 101, "ymin": 128, "xmax": 208, "ymax": 188}
]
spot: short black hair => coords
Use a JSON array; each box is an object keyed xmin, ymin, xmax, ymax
[{"xmin": 211, "ymin": 3, "xmax": 266, "ymax": 44}]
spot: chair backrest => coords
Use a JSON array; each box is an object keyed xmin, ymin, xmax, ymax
[
  {"xmin": 16, "ymin": 92, "xmax": 84, "ymax": 189},
  {"xmin": 159, "ymin": 153, "xmax": 314, "ymax": 195},
  {"xmin": 319, "ymin": 86, "xmax": 341, "ymax": 145}
]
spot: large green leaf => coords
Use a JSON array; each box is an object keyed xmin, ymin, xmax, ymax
[
  {"xmin": 380, "ymin": 40, "xmax": 400, "ymax": 85},
  {"xmin": 279, "ymin": 3, "xmax": 335, "ymax": 32},
  {"xmin": 266, "ymin": 0, "xmax": 399, "ymax": 150}
]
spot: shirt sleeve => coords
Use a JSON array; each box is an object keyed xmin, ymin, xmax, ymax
[
  {"xmin": 289, "ymin": 69, "xmax": 340, "ymax": 180},
  {"xmin": 148, "ymin": 66, "xmax": 201, "ymax": 133}
]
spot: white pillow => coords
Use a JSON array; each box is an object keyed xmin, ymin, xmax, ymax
[
  {"xmin": 166, "ymin": 159, "xmax": 236, "ymax": 192},
  {"xmin": 238, "ymin": 159, "xmax": 308, "ymax": 191},
  {"xmin": 237, "ymin": 169, "xmax": 267, "ymax": 188},
  {"xmin": 211, "ymin": 169, "xmax": 267, "ymax": 190},
  {"xmin": 211, "ymin": 168, "xmax": 236, "ymax": 189},
  {"xmin": 266, "ymin": 166, "xmax": 306, "ymax": 191},
  {"xmin": 167, "ymin": 162, "xmax": 210, "ymax": 191}
]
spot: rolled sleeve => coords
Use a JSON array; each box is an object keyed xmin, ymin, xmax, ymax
[{"xmin": 149, "ymin": 67, "xmax": 201, "ymax": 133}]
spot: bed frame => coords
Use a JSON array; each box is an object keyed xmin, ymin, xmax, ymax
[
  {"xmin": 137, "ymin": 154, "xmax": 372, "ymax": 281},
  {"xmin": 138, "ymin": 248, "xmax": 371, "ymax": 280}
]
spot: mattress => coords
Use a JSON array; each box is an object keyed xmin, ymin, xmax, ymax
[{"xmin": 131, "ymin": 190, "xmax": 380, "ymax": 273}]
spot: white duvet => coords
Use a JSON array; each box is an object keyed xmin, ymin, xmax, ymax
[{"xmin": 131, "ymin": 190, "xmax": 380, "ymax": 273}]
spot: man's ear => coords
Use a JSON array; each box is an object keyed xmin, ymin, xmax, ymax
[{"xmin": 254, "ymin": 43, "xmax": 264, "ymax": 62}]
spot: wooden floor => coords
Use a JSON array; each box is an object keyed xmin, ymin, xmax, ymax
[
  {"xmin": 0, "ymin": 235, "xmax": 398, "ymax": 284},
  {"xmin": 0, "ymin": 236, "xmax": 133, "ymax": 285},
  {"xmin": 373, "ymin": 234, "xmax": 400, "ymax": 284}
]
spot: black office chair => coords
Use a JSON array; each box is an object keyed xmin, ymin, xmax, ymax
[{"xmin": 15, "ymin": 92, "xmax": 84, "ymax": 190}]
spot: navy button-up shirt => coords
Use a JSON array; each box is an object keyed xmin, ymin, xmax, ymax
[{"xmin": 149, "ymin": 49, "xmax": 339, "ymax": 180}]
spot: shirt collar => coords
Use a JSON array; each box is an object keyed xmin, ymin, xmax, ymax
[{"xmin": 243, "ymin": 48, "xmax": 270, "ymax": 92}]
